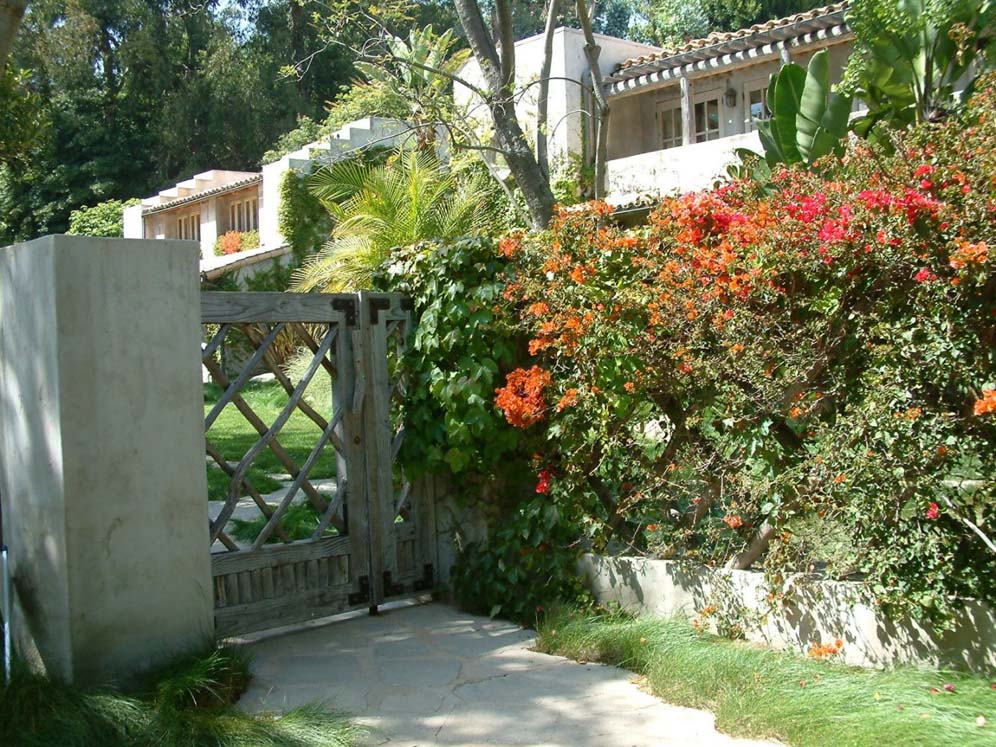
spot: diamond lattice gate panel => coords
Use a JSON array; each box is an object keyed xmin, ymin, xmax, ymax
[{"xmin": 201, "ymin": 291, "xmax": 433, "ymax": 637}]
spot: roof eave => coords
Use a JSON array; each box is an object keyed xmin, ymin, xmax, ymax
[
  {"xmin": 142, "ymin": 176, "xmax": 262, "ymax": 216},
  {"xmin": 606, "ymin": 9, "xmax": 849, "ymax": 85}
]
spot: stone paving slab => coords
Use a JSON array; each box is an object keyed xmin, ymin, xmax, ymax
[{"xmin": 239, "ymin": 602, "xmax": 780, "ymax": 747}]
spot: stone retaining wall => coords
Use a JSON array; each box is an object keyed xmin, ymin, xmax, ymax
[{"xmin": 579, "ymin": 554, "xmax": 995, "ymax": 674}]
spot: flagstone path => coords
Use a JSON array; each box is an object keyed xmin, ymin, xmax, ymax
[{"xmin": 238, "ymin": 602, "xmax": 780, "ymax": 747}]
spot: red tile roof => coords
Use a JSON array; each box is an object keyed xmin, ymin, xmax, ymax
[{"xmin": 612, "ymin": 2, "xmax": 849, "ymax": 77}]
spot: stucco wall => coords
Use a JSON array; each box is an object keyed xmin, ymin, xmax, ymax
[
  {"xmin": 455, "ymin": 27, "xmax": 659, "ymax": 172},
  {"xmin": 606, "ymin": 130, "xmax": 762, "ymax": 200},
  {"xmin": 579, "ymin": 554, "xmax": 996, "ymax": 674}
]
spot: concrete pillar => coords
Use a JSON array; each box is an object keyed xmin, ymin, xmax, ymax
[{"xmin": 0, "ymin": 235, "xmax": 213, "ymax": 685}]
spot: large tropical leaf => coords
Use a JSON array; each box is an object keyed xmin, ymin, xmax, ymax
[{"xmin": 767, "ymin": 64, "xmax": 807, "ymax": 163}]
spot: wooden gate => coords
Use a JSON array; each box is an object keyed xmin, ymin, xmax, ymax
[{"xmin": 201, "ymin": 291, "xmax": 435, "ymax": 637}]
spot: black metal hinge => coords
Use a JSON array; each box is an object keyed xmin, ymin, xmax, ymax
[
  {"xmin": 348, "ymin": 574, "xmax": 370, "ymax": 605},
  {"xmin": 413, "ymin": 564, "xmax": 434, "ymax": 592},
  {"xmin": 383, "ymin": 570, "xmax": 405, "ymax": 597},
  {"xmin": 332, "ymin": 297, "xmax": 357, "ymax": 326}
]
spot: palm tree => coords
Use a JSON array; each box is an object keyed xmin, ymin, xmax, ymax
[{"xmin": 292, "ymin": 149, "xmax": 499, "ymax": 292}]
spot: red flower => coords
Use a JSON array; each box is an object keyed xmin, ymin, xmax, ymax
[
  {"xmin": 535, "ymin": 469, "xmax": 552, "ymax": 495},
  {"xmin": 914, "ymin": 267, "xmax": 937, "ymax": 283},
  {"xmin": 926, "ymin": 502, "xmax": 940, "ymax": 521}
]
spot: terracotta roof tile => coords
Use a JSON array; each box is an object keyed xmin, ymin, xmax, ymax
[{"xmin": 615, "ymin": 1, "xmax": 849, "ymax": 73}]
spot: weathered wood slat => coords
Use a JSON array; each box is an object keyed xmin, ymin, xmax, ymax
[
  {"xmin": 203, "ymin": 290, "xmax": 431, "ymax": 635},
  {"xmin": 205, "ymin": 322, "xmax": 287, "ymax": 429},
  {"xmin": 261, "ymin": 567, "xmax": 274, "ymax": 599},
  {"xmin": 202, "ymin": 292, "xmax": 356, "ymax": 323},
  {"xmin": 214, "ymin": 584, "xmax": 355, "ymax": 637},
  {"xmin": 205, "ymin": 439, "xmax": 291, "ymax": 543},
  {"xmin": 211, "ymin": 535, "xmax": 352, "ymax": 575},
  {"xmin": 203, "ymin": 356, "xmax": 334, "ymax": 538},
  {"xmin": 241, "ymin": 322, "xmax": 343, "ymax": 454}
]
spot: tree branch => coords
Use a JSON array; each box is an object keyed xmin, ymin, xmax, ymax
[
  {"xmin": 536, "ymin": 0, "xmax": 560, "ymax": 178},
  {"xmin": 495, "ymin": 0, "xmax": 516, "ymax": 90},
  {"xmin": 575, "ymin": 0, "xmax": 610, "ymax": 198},
  {"xmin": 0, "ymin": 0, "xmax": 28, "ymax": 72}
]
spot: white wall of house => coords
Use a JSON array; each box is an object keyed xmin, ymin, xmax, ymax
[
  {"xmin": 257, "ymin": 117, "xmax": 414, "ymax": 250},
  {"xmin": 456, "ymin": 28, "xmax": 658, "ymax": 172},
  {"xmin": 604, "ymin": 36, "xmax": 853, "ymax": 200}
]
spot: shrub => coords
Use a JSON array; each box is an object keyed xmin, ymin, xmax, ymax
[
  {"xmin": 67, "ymin": 198, "xmax": 139, "ymax": 237},
  {"xmin": 493, "ymin": 78, "xmax": 996, "ymax": 626},
  {"xmin": 377, "ymin": 237, "xmax": 592, "ymax": 619},
  {"xmin": 214, "ymin": 230, "xmax": 259, "ymax": 256},
  {"xmin": 277, "ymin": 169, "xmax": 332, "ymax": 260}
]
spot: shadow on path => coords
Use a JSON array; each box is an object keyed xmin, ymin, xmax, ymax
[{"xmin": 239, "ymin": 602, "xmax": 780, "ymax": 747}]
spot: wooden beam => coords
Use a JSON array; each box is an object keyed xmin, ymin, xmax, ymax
[{"xmin": 680, "ymin": 76, "xmax": 694, "ymax": 146}]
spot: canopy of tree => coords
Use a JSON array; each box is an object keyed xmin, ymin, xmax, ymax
[{"xmin": 0, "ymin": 0, "xmax": 828, "ymax": 243}]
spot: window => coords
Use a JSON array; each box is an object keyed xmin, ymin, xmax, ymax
[
  {"xmin": 745, "ymin": 85, "xmax": 770, "ymax": 131},
  {"xmin": 229, "ymin": 198, "xmax": 259, "ymax": 232},
  {"xmin": 177, "ymin": 214, "xmax": 201, "ymax": 241},
  {"xmin": 694, "ymin": 98, "xmax": 720, "ymax": 142},
  {"xmin": 659, "ymin": 105, "xmax": 683, "ymax": 149}
]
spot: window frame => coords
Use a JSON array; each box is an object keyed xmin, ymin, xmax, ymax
[
  {"xmin": 657, "ymin": 103, "xmax": 683, "ymax": 150},
  {"xmin": 693, "ymin": 95, "xmax": 721, "ymax": 143}
]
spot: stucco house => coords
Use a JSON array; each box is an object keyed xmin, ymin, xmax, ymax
[
  {"xmin": 457, "ymin": 3, "xmax": 854, "ymax": 208},
  {"xmin": 129, "ymin": 4, "xmax": 857, "ymax": 272},
  {"xmin": 122, "ymin": 117, "xmax": 412, "ymax": 279}
]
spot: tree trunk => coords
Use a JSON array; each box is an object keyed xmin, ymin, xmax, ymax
[
  {"xmin": 575, "ymin": 0, "xmax": 609, "ymax": 199},
  {"xmin": 726, "ymin": 520, "xmax": 778, "ymax": 570},
  {"xmin": 454, "ymin": 0, "xmax": 556, "ymax": 229},
  {"xmin": 536, "ymin": 0, "xmax": 559, "ymax": 179},
  {"xmin": 0, "ymin": 0, "xmax": 27, "ymax": 72}
]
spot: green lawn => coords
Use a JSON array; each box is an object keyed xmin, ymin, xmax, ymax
[
  {"xmin": 536, "ymin": 607, "xmax": 995, "ymax": 747},
  {"xmin": 204, "ymin": 380, "xmax": 336, "ymax": 502}
]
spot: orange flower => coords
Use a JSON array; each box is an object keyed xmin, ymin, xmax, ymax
[
  {"xmin": 527, "ymin": 301, "xmax": 550, "ymax": 316},
  {"xmin": 723, "ymin": 514, "xmax": 743, "ymax": 529},
  {"xmin": 807, "ymin": 639, "xmax": 844, "ymax": 660},
  {"xmin": 555, "ymin": 388, "xmax": 579, "ymax": 411},
  {"xmin": 498, "ymin": 232, "xmax": 523, "ymax": 257},
  {"xmin": 790, "ymin": 406, "xmax": 803, "ymax": 418},
  {"xmin": 949, "ymin": 240, "xmax": 988, "ymax": 269},
  {"xmin": 624, "ymin": 381, "xmax": 635, "ymax": 393},
  {"xmin": 834, "ymin": 473, "xmax": 847, "ymax": 484},
  {"xmin": 494, "ymin": 366, "xmax": 552, "ymax": 428},
  {"xmin": 974, "ymin": 389, "xmax": 996, "ymax": 416}
]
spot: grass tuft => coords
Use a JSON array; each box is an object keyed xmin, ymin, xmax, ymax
[
  {"xmin": 0, "ymin": 644, "xmax": 359, "ymax": 747},
  {"xmin": 535, "ymin": 606, "xmax": 995, "ymax": 747}
]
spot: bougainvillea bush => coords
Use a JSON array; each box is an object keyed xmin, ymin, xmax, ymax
[
  {"xmin": 488, "ymin": 81, "xmax": 996, "ymax": 625},
  {"xmin": 378, "ymin": 237, "xmax": 591, "ymax": 621}
]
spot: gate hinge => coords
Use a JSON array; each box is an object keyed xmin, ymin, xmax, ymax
[
  {"xmin": 383, "ymin": 570, "xmax": 405, "ymax": 597},
  {"xmin": 348, "ymin": 575, "xmax": 370, "ymax": 605},
  {"xmin": 413, "ymin": 564, "xmax": 434, "ymax": 592},
  {"xmin": 332, "ymin": 297, "xmax": 357, "ymax": 326}
]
